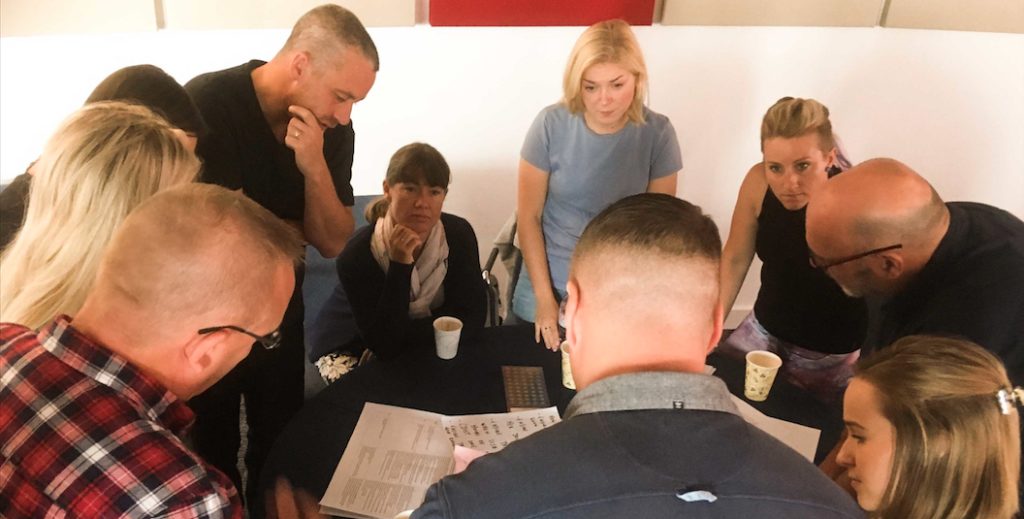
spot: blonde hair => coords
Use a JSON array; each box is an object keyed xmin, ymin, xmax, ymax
[
  {"xmin": 857, "ymin": 336, "xmax": 1020, "ymax": 519},
  {"xmin": 760, "ymin": 97, "xmax": 837, "ymax": 152},
  {"xmin": 562, "ymin": 19, "xmax": 648, "ymax": 125},
  {"xmin": 0, "ymin": 101, "xmax": 200, "ymax": 329}
]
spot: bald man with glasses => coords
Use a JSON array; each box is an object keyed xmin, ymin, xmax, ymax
[
  {"xmin": 0, "ymin": 184, "xmax": 302, "ymax": 518},
  {"xmin": 805, "ymin": 157, "xmax": 1024, "ymax": 384}
]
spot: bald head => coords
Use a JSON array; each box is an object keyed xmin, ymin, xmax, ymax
[
  {"xmin": 86, "ymin": 183, "xmax": 303, "ymax": 340},
  {"xmin": 565, "ymin": 194, "xmax": 723, "ymax": 388},
  {"xmin": 806, "ymin": 158, "xmax": 949, "ymax": 297}
]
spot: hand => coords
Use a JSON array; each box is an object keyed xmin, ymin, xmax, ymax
[
  {"xmin": 265, "ymin": 477, "xmax": 326, "ymax": 519},
  {"xmin": 388, "ymin": 225, "xmax": 423, "ymax": 264},
  {"xmin": 534, "ymin": 295, "xmax": 561, "ymax": 351},
  {"xmin": 285, "ymin": 105, "xmax": 327, "ymax": 176},
  {"xmin": 452, "ymin": 445, "xmax": 487, "ymax": 474}
]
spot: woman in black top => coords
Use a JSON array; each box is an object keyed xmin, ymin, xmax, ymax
[
  {"xmin": 719, "ymin": 97, "xmax": 866, "ymax": 401},
  {"xmin": 327, "ymin": 143, "xmax": 486, "ymax": 372}
]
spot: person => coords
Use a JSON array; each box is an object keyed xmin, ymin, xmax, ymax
[
  {"xmin": 316, "ymin": 143, "xmax": 486, "ymax": 376},
  {"xmin": 412, "ymin": 193, "xmax": 863, "ymax": 518},
  {"xmin": 0, "ymin": 101, "xmax": 200, "ymax": 330},
  {"xmin": 718, "ymin": 97, "xmax": 866, "ymax": 400},
  {"xmin": 804, "ymin": 157, "xmax": 1024, "ymax": 385},
  {"xmin": 0, "ymin": 183, "xmax": 303, "ymax": 518},
  {"xmin": 0, "ymin": 63, "xmax": 205, "ymax": 251},
  {"xmin": 513, "ymin": 19, "xmax": 682, "ymax": 350},
  {"xmin": 184, "ymin": 4, "xmax": 378, "ymax": 504},
  {"xmin": 837, "ymin": 335, "xmax": 1021, "ymax": 518}
]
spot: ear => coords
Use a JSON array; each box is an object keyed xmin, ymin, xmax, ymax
[
  {"xmin": 564, "ymin": 279, "xmax": 581, "ymax": 351},
  {"xmin": 825, "ymin": 147, "xmax": 838, "ymax": 168},
  {"xmin": 706, "ymin": 301, "xmax": 724, "ymax": 356},
  {"xmin": 181, "ymin": 331, "xmax": 221, "ymax": 385},
  {"xmin": 290, "ymin": 51, "xmax": 311, "ymax": 81},
  {"xmin": 877, "ymin": 252, "xmax": 904, "ymax": 279},
  {"xmin": 382, "ymin": 180, "xmax": 391, "ymax": 198}
]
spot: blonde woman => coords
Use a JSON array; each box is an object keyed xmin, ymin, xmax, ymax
[
  {"xmin": 0, "ymin": 101, "xmax": 200, "ymax": 329},
  {"xmin": 515, "ymin": 19, "xmax": 681, "ymax": 349},
  {"xmin": 718, "ymin": 97, "xmax": 866, "ymax": 400},
  {"xmin": 838, "ymin": 335, "xmax": 1021, "ymax": 518}
]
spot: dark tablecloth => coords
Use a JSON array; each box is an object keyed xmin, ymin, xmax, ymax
[{"xmin": 258, "ymin": 325, "xmax": 842, "ymax": 513}]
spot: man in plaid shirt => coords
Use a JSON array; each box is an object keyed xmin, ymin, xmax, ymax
[{"xmin": 0, "ymin": 184, "xmax": 302, "ymax": 518}]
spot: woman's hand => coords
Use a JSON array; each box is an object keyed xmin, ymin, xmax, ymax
[
  {"xmin": 534, "ymin": 295, "xmax": 561, "ymax": 351},
  {"xmin": 388, "ymin": 224, "xmax": 422, "ymax": 264}
]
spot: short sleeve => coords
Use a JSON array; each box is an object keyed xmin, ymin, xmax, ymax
[
  {"xmin": 650, "ymin": 116, "xmax": 683, "ymax": 179},
  {"xmin": 326, "ymin": 123, "xmax": 356, "ymax": 206},
  {"xmin": 520, "ymin": 107, "xmax": 552, "ymax": 172}
]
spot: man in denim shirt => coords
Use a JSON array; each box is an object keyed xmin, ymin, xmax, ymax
[{"xmin": 413, "ymin": 193, "xmax": 862, "ymax": 519}]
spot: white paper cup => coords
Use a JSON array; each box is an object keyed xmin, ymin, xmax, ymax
[
  {"xmin": 560, "ymin": 341, "xmax": 575, "ymax": 390},
  {"xmin": 744, "ymin": 350, "xmax": 782, "ymax": 402},
  {"xmin": 433, "ymin": 316, "xmax": 463, "ymax": 360}
]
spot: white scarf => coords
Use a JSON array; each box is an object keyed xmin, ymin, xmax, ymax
[{"xmin": 370, "ymin": 212, "xmax": 448, "ymax": 318}]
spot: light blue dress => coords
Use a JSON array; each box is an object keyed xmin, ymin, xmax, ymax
[{"xmin": 512, "ymin": 103, "xmax": 682, "ymax": 321}]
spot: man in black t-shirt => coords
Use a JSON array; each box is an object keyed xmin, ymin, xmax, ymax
[{"xmin": 184, "ymin": 4, "xmax": 378, "ymax": 508}]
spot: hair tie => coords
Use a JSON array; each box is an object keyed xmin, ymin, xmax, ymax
[{"xmin": 996, "ymin": 387, "xmax": 1024, "ymax": 415}]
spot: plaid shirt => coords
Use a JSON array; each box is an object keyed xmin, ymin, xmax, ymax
[{"xmin": 0, "ymin": 316, "xmax": 243, "ymax": 518}]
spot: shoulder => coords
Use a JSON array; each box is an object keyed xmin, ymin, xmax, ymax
[
  {"xmin": 640, "ymin": 107, "xmax": 674, "ymax": 131},
  {"xmin": 185, "ymin": 61, "xmax": 258, "ymax": 101},
  {"xmin": 339, "ymin": 224, "xmax": 374, "ymax": 265},
  {"xmin": 533, "ymin": 103, "xmax": 577, "ymax": 128},
  {"xmin": 441, "ymin": 213, "xmax": 474, "ymax": 234},
  {"xmin": 737, "ymin": 163, "xmax": 769, "ymax": 214}
]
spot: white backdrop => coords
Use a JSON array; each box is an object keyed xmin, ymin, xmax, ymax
[{"xmin": 2, "ymin": 25, "xmax": 1022, "ymax": 323}]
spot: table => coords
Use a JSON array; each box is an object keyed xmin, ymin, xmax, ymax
[{"xmin": 258, "ymin": 325, "xmax": 843, "ymax": 513}]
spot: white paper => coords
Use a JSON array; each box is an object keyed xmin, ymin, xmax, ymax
[
  {"xmin": 730, "ymin": 395, "xmax": 821, "ymax": 461},
  {"xmin": 320, "ymin": 403, "xmax": 560, "ymax": 519}
]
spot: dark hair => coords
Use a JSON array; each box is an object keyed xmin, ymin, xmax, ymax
[
  {"xmin": 86, "ymin": 64, "xmax": 206, "ymax": 137},
  {"xmin": 365, "ymin": 143, "xmax": 450, "ymax": 223},
  {"xmin": 574, "ymin": 193, "xmax": 721, "ymax": 264}
]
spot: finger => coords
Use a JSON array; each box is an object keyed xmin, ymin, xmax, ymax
[
  {"xmin": 273, "ymin": 478, "xmax": 300, "ymax": 519},
  {"xmin": 534, "ymin": 323, "xmax": 542, "ymax": 343},
  {"xmin": 288, "ymin": 105, "xmax": 317, "ymax": 126}
]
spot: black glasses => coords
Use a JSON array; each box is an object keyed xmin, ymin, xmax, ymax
[
  {"xmin": 198, "ymin": 325, "xmax": 282, "ymax": 350},
  {"xmin": 809, "ymin": 244, "xmax": 903, "ymax": 271}
]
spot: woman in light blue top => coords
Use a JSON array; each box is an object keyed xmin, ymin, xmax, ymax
[{"xmin": 514, "ymin": 19, "xmax": 682, "ymax": 350}]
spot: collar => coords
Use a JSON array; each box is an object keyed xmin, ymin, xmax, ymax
[
  {"xmin": 39, "ymin": 316, "xmax": 194, "ymax": 435},
  {"xmin": 565, "ymin": 371, "xmax": 739, "ymax": 419}
]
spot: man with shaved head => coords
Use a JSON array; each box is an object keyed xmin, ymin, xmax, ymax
[
  {"xmin": 805, "ymin": 158, "xmax": 1024, "ymax": 384},
  {"xmin": 412, "ymin": 194, "xmax": 862, "ymax": 519},
  {"xmin": 1, "ymin": 184, "xmax": 302, "ymax": 518}
]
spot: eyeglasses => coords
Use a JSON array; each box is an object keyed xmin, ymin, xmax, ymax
[
  {"xmin": 809, "ymin": 244, "xmax": 903, "ymax": 271},
  {"xmin": 198, "ymin": 325, "xmax": 282, "ymax": 350}
]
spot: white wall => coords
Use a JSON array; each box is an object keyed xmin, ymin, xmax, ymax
[{"xmin": 2, "ymin": 25, "xmax": 1022, "ymax": 324}]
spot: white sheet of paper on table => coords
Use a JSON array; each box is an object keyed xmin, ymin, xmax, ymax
[
  {"xmin": 729, "ymin": 395, "xmax": 821, "ymax": 462},
  {"xmin": 320, "ymin": 403, "xmax": 561, "ymax": 519}
]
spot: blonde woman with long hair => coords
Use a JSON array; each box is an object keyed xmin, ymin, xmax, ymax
[
  {"xmin": 0, "ymin": 101, "xmax": 200, "ymax": 329},
  {"xmin": 838, "ymin": 335, "xmax": 1020, "ymax": 518}
]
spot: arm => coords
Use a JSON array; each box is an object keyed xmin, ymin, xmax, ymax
[
  {"xmin": 286, "ymin": 105, "xmax": 355, "ymax": 257},
  {"xmin": 517, "ymin": 158, "xmax": 561, "ymax": 350},
  {"xmin": 338, "ymin": 235, "xmax": 433, "ymax": 361},
  {"xmin": 646, "ymin": 172, "xmax": 678, "ymax": 195},
  {"xmin": 720, "ymin": 164, "xmax": 766, "ymax": 318},
  {"xmin": 436, "ymin": 216, "xmax": 487, "ymax": 339}
]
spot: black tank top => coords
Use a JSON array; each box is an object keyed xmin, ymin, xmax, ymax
[{"xmin": 752, "ymin": 188, "xmax": 867, "ymax": 353}]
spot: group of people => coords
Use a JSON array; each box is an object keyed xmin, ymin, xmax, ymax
[{"xmin": 1, "ymin": 4, "xmax": 1022, "ymax": 519}]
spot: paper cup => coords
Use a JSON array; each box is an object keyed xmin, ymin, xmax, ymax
[
  {"xmin": 433, "ymin": 316, "xmax": 462, "ymax": 360},
  {"xmin": 744, "ymin": 350, "xmax": 782, "ymax": 402},
  {"xmin": 560, "ymin": 341, "xmax": 575, "ymax": 390}
]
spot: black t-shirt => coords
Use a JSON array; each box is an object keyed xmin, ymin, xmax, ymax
[
  {"xmin": 753, "ymin": 188, "xmax": 867, "ymax": 353},
  {"xmin": 185, "ymin": 60, "xmax": 355, "ymax": 221},
  {"xmin": 868, "ymin": 202, "xmax": 1024, "ymax": 384}
]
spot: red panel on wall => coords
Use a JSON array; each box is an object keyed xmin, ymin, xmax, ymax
[{"xmin": 429, "ymin": 0, "xmax": 655, "ymax": 26}]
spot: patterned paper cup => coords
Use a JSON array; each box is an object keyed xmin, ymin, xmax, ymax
[
  {"xmin": 744, "ymin": 350, "xmax": 783, "ymax": 402},
  {"xmin": 560, "ymin": 341, "xmax": 576, "ymax": 390}
]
